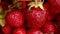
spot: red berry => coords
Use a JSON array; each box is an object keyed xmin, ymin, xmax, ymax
[
  {"xmin": 47, "ymin": 0, "xmax": 60, "ymax": 15},
  {"xmin": 5, "ymin": 10, "xmax": 24, "ymax": 27},
  {"xmin": 13, "ymin": 28, "xmax": 26, "ymax": 34},
  {"xmin": 56, "ymin": 15, "xmax": 60, "ymax": 31},
  {"xmin": 42, "ymin": 21, "xmax": 56, "ymax": 33},
  {"xmin": 1, "ymin": 25, "xmax": 12, "ymax": 34},
  {"xmin": 27, "ymin": 29, "xmax": 43, "ymax": 34},
  {"xmin": 24, "ymin": 3, "xmax": 48, "ymax": 28},
  {"xmin": 56, "ymin": 0, "xmax": 60, "ymax": 6}
]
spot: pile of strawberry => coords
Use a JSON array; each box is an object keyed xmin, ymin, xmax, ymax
[{"xmin": 0, "ymin": 0, "xmax": 60, "ymax": 34}]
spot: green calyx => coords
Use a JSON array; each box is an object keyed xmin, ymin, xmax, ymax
[
  {"xmin": 28, "ymin": 0, "xmax": 44, "ymax": 10},
  {"xmin": 0, "ymin": 7, "xmax": 3, "ymax": 13}
]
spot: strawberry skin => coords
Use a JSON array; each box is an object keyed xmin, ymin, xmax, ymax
[
  {"xmin": 42, "ymin": 21, "xmax": 56, "ymax": 33},
  {"xmin": 56, "ymin": 15, "xmax": 60, "ymax": 32},
  {"xmin": 47, "ymin": 0, "xmax": 60, "ymax": 15},
  {"xmin": 13, "ymin": 28, "xmax": 26, "ymax": 34},
  {"xmin": 27, "ymin": 29, "xmax": 43, "ymax": 34},
  {"xmin": 25, "ymin": 5, "xmax": 48, "ymax": 28},
  {"xmin": 5, "ymin": 10, "xmax": 24, "ymax": 27},
  {"xmin": 1, "ymin": 25, "xmax": 12, "ymax": 34}
]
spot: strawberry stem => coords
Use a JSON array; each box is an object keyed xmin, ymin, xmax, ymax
[
  {"xmin": 0, "ymin": 7, "xmax": 3, "ymax": 13},
  {"xmin": 41, "ymin": 0, "xmax": 44, "ymax": 3},
  {"xmin": 0, "ymin": 19, "xmax": 5, "ymax": 27},
  {"xmin": 13, "ymin": 0, "xmax": 18, "ymax": 4},
  {"xmin": 0, "ymin": 15, "xmax": 4, "ymax": 19},
  {"xmin": 35, "ymin": 0, "xmax": 38, "ymax": 5},
  {"xmin": 0, "ymin": 14, "xmax": 5, "ymax": 27}
]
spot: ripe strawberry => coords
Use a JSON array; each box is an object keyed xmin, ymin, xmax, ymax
[
  {"xmin": 42, "ymin": 21, "xmax": 56, "ymax": 33},
  {"xmin": 56, "ymin": 15, "xmax": 60, "ymax": 32},
  {"xmin": 27, "ymin": 29, "xmax": 43, "ymax": 34},
  {"xmin": 13, "ymin": 28, "xmax": 26, "ymax": 34},
  {"xmin": 24, "ymin": 1, "xmax": 48, "ymax": 28},
  {"xmin": 47, "ymin": 0, "xmax": 60, "ymax": 7},
  {"xmin": 47, "ymin": 0, "xmax": 60, "ymax": 15},
  {"xmin": 5, "ymin": 10, "xmax": 24, "ymax": 27},
  {"xmin": 1, "ymin": 25, "xmax": 12, "ymax": 34},
  {"xmin": 54, "ymin": 24, "xmax": 60, "ymax": 34},
  {"xmin": 56, "ymin": 0, "xmax": 60, "ymax": 6}
]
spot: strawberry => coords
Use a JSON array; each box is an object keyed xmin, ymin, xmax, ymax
[
  {"xmin": 1, "ymin": 25, "xmax": 12, "ymax": 34},
  {"xmin": 13, "ymin": 28, "xmax": 26, "ymax": 34},
  {"xmin": 24, "ymin": 0, "xmax": 48, "ymax": 28},
  {"xmin": 47, "ymin": 0, "xmax": 60, "ymax": 15},
  {"xmin": 56, "ymin": 0, "xmax": 60, "ymax": 6},
  {"xmin": 54, "ymin": 24, "xmax": 60, "ymax": 34},
  {"xmin": 56, "ymin": 15, "xmax": 60, "ymax": 32},
  {"xmin": 27, "ymin": 29, "xmax": 43, "ymax": 34},
  {"xmin": 42, "ymin": 21, "xmax": 56, "ymax": 34},
  {"xmin": 5, "ymin": 10, "xmax": 24, "ymax": 27},
  {"xmin": 47, "ymin": 0, "xmax": 60, "ymax": 7}
]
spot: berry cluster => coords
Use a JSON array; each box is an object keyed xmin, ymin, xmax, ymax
[{"xmin": 0, "ymin": 0, "xmax": 60, "ymax": 34}]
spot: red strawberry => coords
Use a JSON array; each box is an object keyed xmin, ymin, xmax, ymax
[
  {"xmin": 56, "ymin": 15, "xmax": 60, "ymax": 32},
  {"xmin": 47, "ymin": 0, "xmax": 60, "ymax": 15},
  {"xmin": 1, "ymin": 25, "xmax": 12, "ymax": 34},
  {"xmin": 27, "ymin": 29, "xmax": 43, "ymax": 34},
  {"xmin": 47, "ymin": 0, "xmax": 60, "ymax": 7},
  {"xmin": 13, "ymin": 28, "xmax": 26, "ymax": 34},
  {"xmin": 5, "ymin": 10, "xmax": 24, "ymax": 27},
  {"xmin": 56, "ymin": 0, "xmax": 60, "ymax": 6},
  {"xmin": 42, "ymin": 21, "xmax": 56, "ymax": 33},
  {"xmin": 54, "ymin": 24, "xmax": 60, "ymax": 34},
  {"xmin": 24, "ymin": 1, "xmax": 49, "ymax": 28}
]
